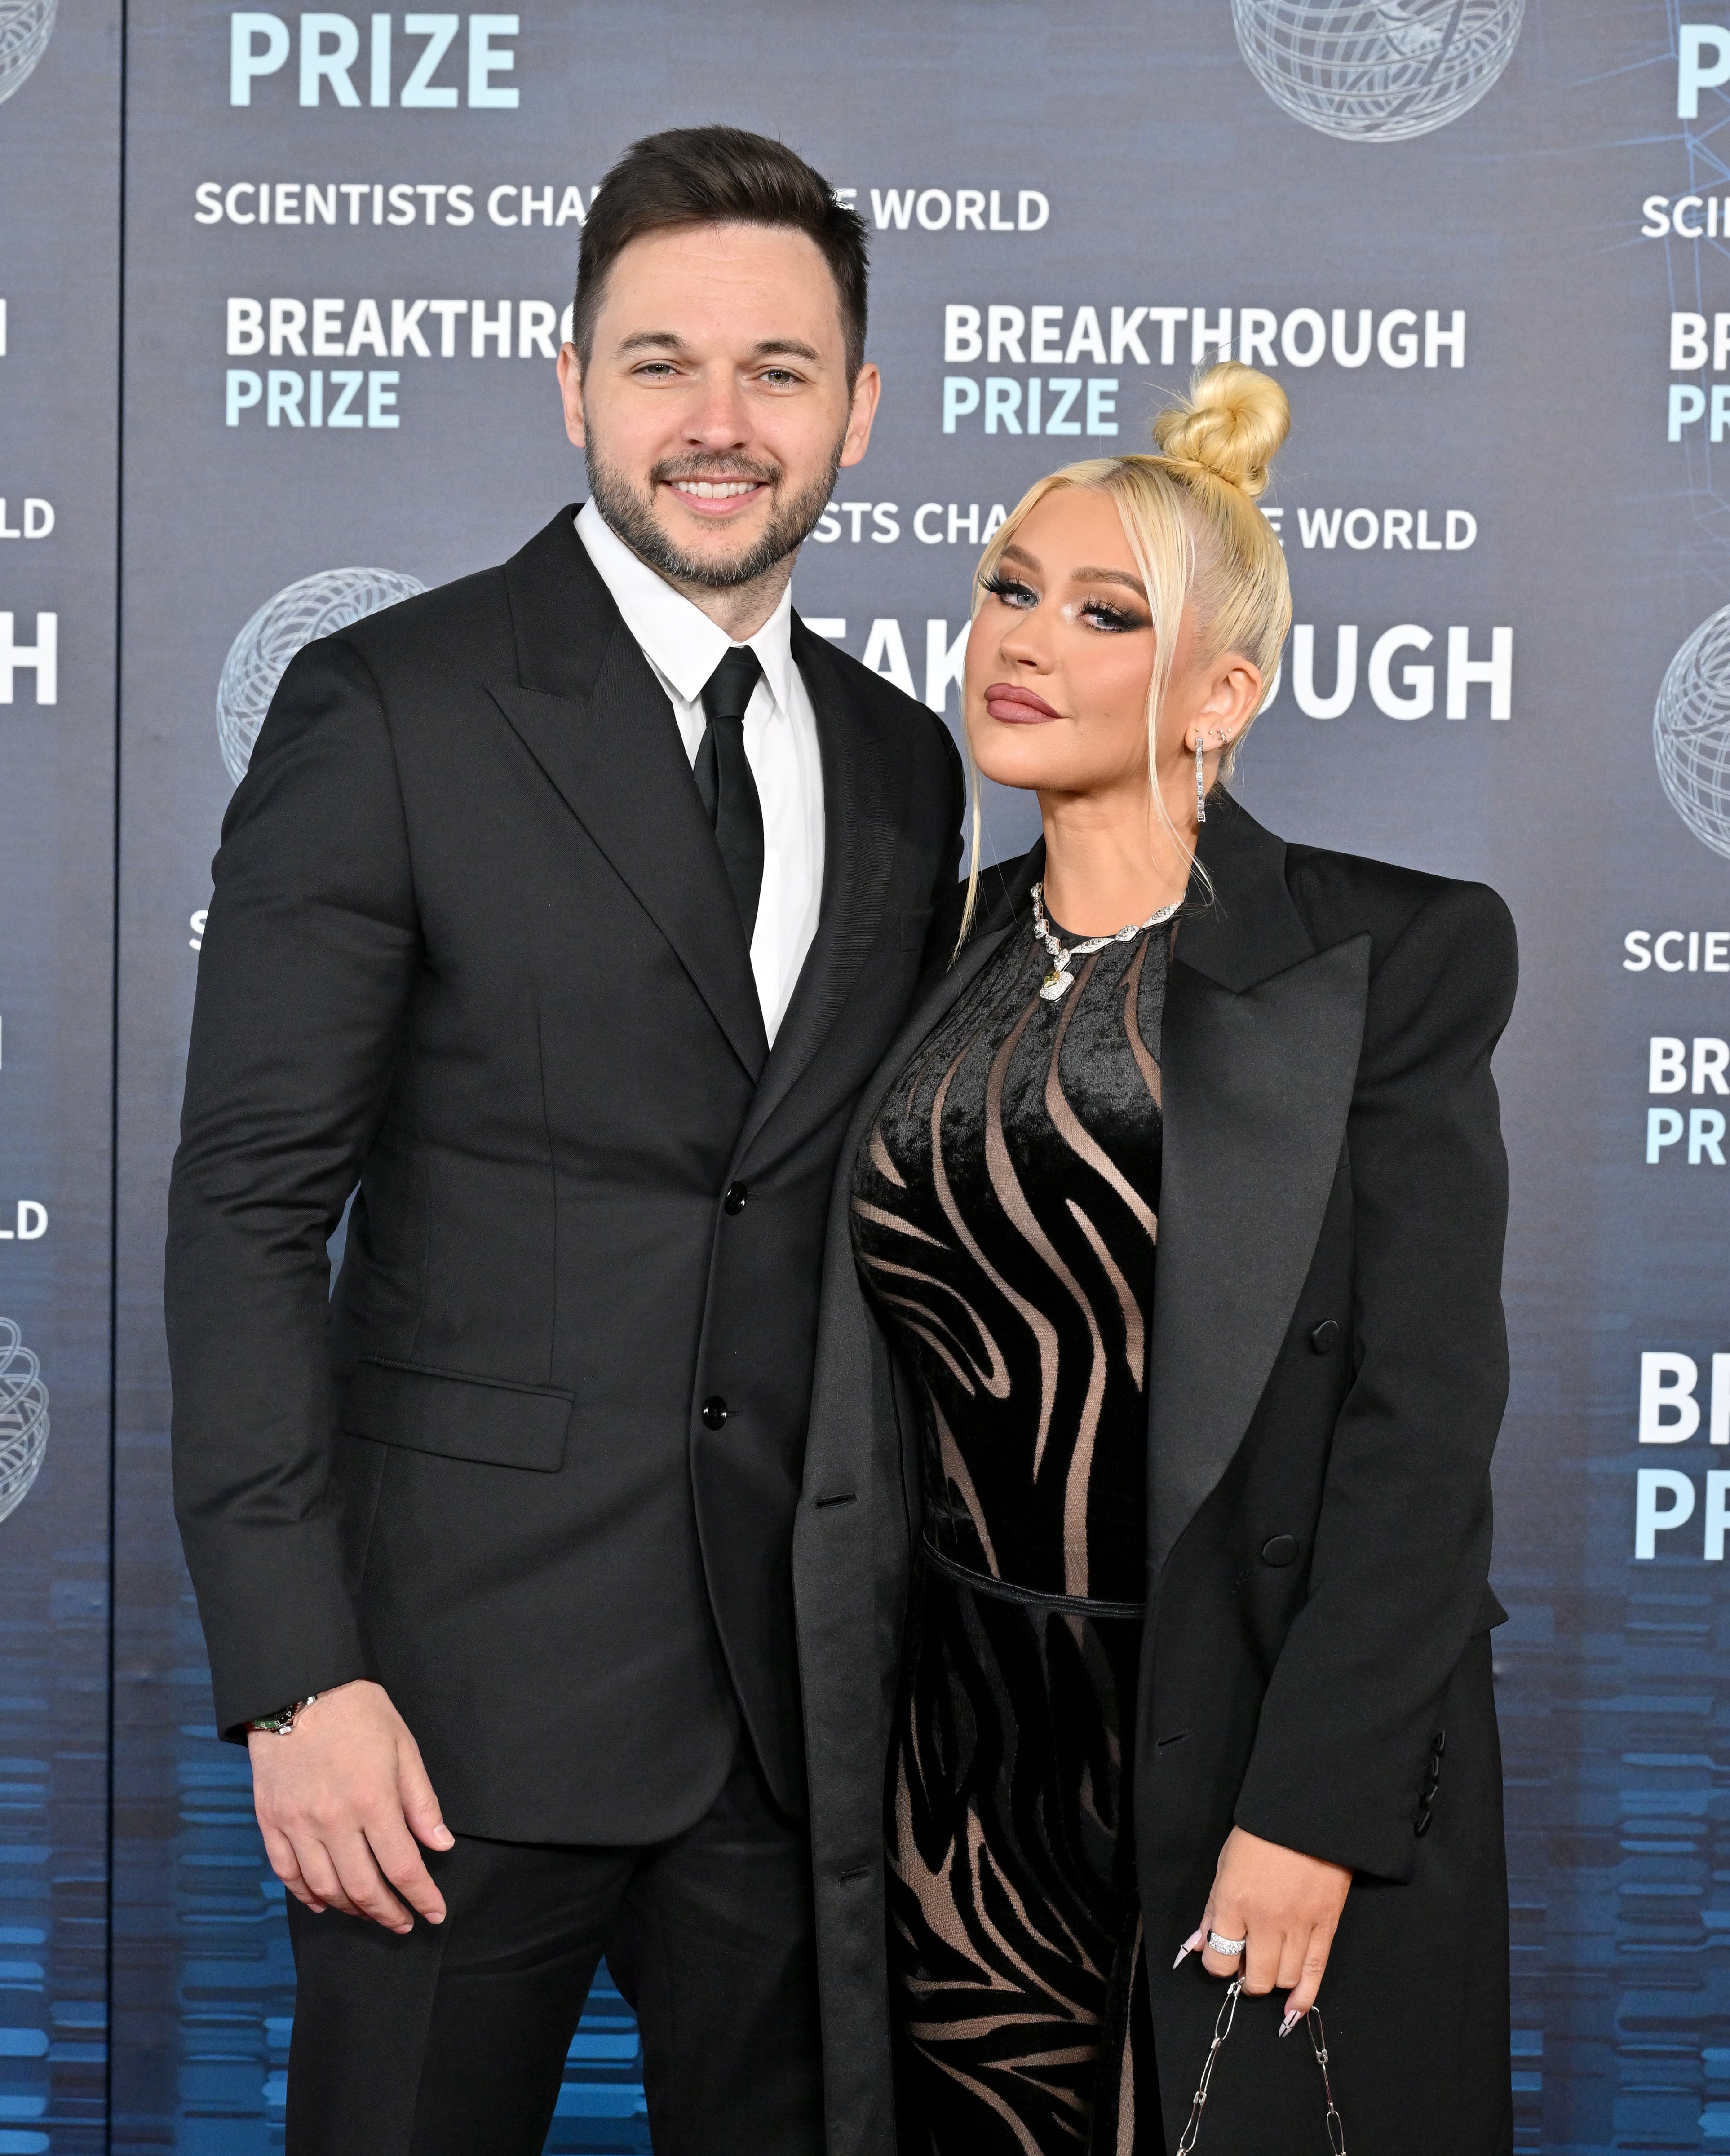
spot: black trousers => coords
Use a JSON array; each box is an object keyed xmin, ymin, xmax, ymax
[{"xmin": 283, "ymin": 1743, "xmax": 824, "ymax": 2156}]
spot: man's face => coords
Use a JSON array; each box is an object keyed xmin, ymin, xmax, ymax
[{"xmin": 558, "ymin": 222, "xmax": 880, "ymax": 589}]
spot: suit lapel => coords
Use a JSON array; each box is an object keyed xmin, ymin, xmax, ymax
[
  {"xmin": 486, "ymin": 509, "xmax": 768, "ymax": 1082},
  {"xmin": 733, "ymin": 622, "xmax": 897, "ymax": 1153},
  {"xmin": 1147, "ymin": 795, "xmax": 1369, "ymax": 1578},
  {"xmin": 824, "ymin": 840, "xmax": 1044, "ymax": 1177}
]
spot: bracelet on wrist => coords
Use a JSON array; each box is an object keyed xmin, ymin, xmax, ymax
[{"xmin": 248, "ymin": 1694, "xmax": 319, "ymax": 1737}]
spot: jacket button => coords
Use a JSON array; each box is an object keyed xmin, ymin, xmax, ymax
[
  {"xmin": 723, "ymin": 1182, "xmax": 748, "ymax": 1215},
  {"xmin": 1260, "ymin": 1534, "xmax": 1299, "ymax": 1567},
  {"xmin": 700, "ymin": 1396, "xmax": 729, "ymax": 1429},
  {"xmin": 1309, "ymin": 1319, "xmax": 1340, "ymax": 1355}
]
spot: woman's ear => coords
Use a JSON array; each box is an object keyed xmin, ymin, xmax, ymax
[
  {"xmin": 1182, "ymin": 660, "xmax": 1262, "ymax": 755},
  {"xmin": 1202, "ymin": 657, "xmax": 1263, "ymax": 738}
]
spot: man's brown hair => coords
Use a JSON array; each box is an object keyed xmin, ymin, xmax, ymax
[{"xmin": 573, "ymin": 125, "xmax": 870, "ymax": 377}]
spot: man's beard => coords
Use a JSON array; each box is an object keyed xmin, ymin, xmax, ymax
[{"xmin": 584, "ymin": 433, "xmax": 844, "ymax": 590}]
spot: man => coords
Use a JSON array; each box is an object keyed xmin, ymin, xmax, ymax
[{"xmin": 165, "ymin": 124, "xmax": 962, "ymax": 2156}]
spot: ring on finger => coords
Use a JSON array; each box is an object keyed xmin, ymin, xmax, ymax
[{"xmin": 1206, "ymin": 1929, "xmax": 1248, "ymax": 1956}]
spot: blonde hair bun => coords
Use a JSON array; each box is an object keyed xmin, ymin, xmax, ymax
[{"xmin": 1152, "ymin": 361, "xmax": 1290, "ymax": 501}]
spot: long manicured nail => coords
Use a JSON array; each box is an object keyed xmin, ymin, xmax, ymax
[
  {"xmin": 1173, "ymin": 1927, "xmax": 1206, "ymax": 1969},
  {"xmin": 1279, "ymin": 2010, "xmax": 1301, "ymax": 2037}
]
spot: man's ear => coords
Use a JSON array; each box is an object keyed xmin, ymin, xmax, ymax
[
  {"xmin": 838, "ymin": 361, "xmax": 882, "ymax": 470},
  {"xmin": 557, "ymin": 344, "xmax": 587, "ymax": 450}
]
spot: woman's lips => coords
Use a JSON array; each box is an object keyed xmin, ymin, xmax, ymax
[{"xmin": 984, "ymin": 683, "xmax": 1062, "ymax": 724}]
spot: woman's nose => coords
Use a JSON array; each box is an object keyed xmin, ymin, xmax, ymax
[{"xmin": 998, "ymin": 619, "xmax": 1053, "ymax": 672}]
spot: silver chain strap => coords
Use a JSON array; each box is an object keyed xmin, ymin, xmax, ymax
[{"xmin": 1174, "ymin": 1980, "xmax": 1348, "ymax": 2155}]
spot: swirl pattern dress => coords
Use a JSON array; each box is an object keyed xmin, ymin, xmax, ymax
[{"xmin": 850, "ymin": 906, "xmax": 1171, "ymax": 2156}]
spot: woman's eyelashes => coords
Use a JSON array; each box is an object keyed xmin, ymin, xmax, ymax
[
  {"xmin": 1069, "ymin": 596, "xmax": 1146, "ymax": 634},
  {"xmin": 982, "ymin": 573, "xmax": 1147, "ymax": 635}
]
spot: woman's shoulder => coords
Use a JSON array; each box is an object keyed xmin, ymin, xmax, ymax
[
  {"xmin": 1283, "ymin": 839, "xmax": 1517, "ymax": 1026},
  {"xmin": 1284, "ymin": 840, "xmax": 1514, "ymax": 964}
]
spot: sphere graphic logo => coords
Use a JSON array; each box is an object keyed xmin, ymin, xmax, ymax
[
  {"xmin": 0, "ymin": 0, "xmax": 56, "ymax": 105},
  {"xmin": 216, "ymin": 567, "xmax": 426, "ymax": 785},
  {"xmin": 1232, "ymin": 0, "xmax": 1524, "ymax": 143},
  {"xmin": 1655, "ymin": 605, "xmax": 1730, "ymax": 862},
  {"xmin": 0, "ymin": 1320, "xmax": 48, "ymax": 1525}
]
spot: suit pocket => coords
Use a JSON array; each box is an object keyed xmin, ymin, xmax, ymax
[{"xmin": 341, "ymin": 1356, "xmax": 573, "ymax": 1473}]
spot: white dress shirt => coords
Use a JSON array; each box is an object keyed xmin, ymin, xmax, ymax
[{"xmin": 577, "ymin": 501, "xmax": 825, "ymax": 1047}]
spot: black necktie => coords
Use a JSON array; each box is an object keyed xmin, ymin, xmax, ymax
[{"xmin": 694, "ymin": 646, "xmax": 765, "ymax": 943}]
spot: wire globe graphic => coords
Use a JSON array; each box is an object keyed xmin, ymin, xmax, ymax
[
  {"xmin": 1232, "ymin": 0, "xmax": 1524, "ymax": 143},
  {"xmin": 0, "ymin": 0, "xmax": 56, "ymax": 105},
  {"xmin": 217, "ymin": 566, "xmax": 427, "ymax": 786},
  {"xmin": 1655, "ymin": 605, "xmax": 1730, "ymax": 862},
  {"xmin": 0, "ymin": 1321, "xmax": 48, "ymax": 1525}
]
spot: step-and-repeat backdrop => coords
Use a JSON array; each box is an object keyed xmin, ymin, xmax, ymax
[
  {"xmin": 4, "ymin": 0, "xmax": 1728, "ymax": 2147},
  {"xmin": 0, "ymin": 0, "xmax": 120, "ymax": 2149}
]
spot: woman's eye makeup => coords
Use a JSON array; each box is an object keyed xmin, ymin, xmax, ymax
[
  {"xmin": 1065, "ymin": 594, "xmax": 1148, "ymax": 633},
  {"xmin": 981, "ymin": 572, "xmax": 1147, "ymax": 631}
]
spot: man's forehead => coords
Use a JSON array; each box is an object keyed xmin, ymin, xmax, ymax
[
  {"xmin": 615, "ymin": 328, "xmax": 825, "ymax": 364},
  {"xmin": 595, "ymin": 239, "xmax": 845, "ymax": 357}
]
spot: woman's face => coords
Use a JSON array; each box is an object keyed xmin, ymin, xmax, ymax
[{"xmin": 964, "ymin": 486, "xmax": 1162, "ymax": 803}]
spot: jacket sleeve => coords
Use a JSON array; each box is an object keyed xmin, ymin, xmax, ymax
[
  {"xmin": 165, "ymin": 634, "xmax": 420, "ymax": 1740},
  {"xmin": 1231, "ymin": 879, "xmax": 1517, "ymax": 1880}
]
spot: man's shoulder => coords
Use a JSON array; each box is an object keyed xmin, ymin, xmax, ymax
[
  {"xmin": 325, "ymin": 507, "xmax": 593, "ymax": 685},
  {"xmin": 794, "ymin": 617, "xmax": 958, "ymax": 764},
  {"xmin": 333, "ymin": 564, "xmax": 509, "ymax": 668}
]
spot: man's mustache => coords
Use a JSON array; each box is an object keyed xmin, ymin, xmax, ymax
[{"xmin": 650, "ymin": 455, "xmax": 782, "ymax": 489}]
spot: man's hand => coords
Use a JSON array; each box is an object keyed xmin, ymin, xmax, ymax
[
  {"xmin": 248, "ymin": 1679, "xmax": 453, "ymax": 1933},
  {"xmin": 1186, "ymin": 1826, "xmax": 1352, "ymax": 2026}
]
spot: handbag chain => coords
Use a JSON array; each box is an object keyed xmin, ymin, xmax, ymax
[{"xmin": 1174, "ymin": 1979, "xmax": 1347, "ymax": 2155}]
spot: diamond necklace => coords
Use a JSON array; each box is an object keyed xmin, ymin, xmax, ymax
[{"xmin": 1030, "ymin": 880, "xmax": 1181, "ymax": 1002}]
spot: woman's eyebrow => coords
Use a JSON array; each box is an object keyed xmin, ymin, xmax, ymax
[{"xmin": 1069, "ymin": 566, "xmax": 1148, "ymax": 598}]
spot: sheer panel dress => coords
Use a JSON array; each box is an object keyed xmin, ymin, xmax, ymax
[{"xmin": 850, "ymin": 902, "xmax": 1172, "ymax": 2156}]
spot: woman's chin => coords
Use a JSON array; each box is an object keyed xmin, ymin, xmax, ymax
[{"xmin": 970, "ymin": 746, "xmax": 1069, "ymax": 796}]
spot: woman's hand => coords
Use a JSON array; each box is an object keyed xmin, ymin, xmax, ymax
[{"xmin": 1179, "ymin": 1827, "xmax": 1352, "ymax": 2027}]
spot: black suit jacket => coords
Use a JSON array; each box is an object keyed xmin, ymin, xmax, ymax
[
  {"xmin": 166, "ymin": 506, "xmax": 964, "ymax": 1842},
  {"xmin": 795, "ymin": 795, "xmax": 1517, "ymax": 2156}
]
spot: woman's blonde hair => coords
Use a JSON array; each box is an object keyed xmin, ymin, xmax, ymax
[{"xmin": 956, "ymin": 360, "xmax": 1293, "ymax": 942}]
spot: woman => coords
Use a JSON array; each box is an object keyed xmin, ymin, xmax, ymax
[{"xmin": 792, "ymin": 361, "xmax": 1515, "ymax": 2156}]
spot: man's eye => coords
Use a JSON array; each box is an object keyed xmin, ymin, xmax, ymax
[
  {"xmin": 760, "ymin": 368, "xmax": 800, "ymax": 386},
  {"xmin": 634, "ymin": 362, "xmax": 678, "ymax": 378}
]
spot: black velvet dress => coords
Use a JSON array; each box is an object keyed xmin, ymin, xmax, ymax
[{"xmin": 850, "ymin": 905, "xmax": 1171, "ymax": 2156}]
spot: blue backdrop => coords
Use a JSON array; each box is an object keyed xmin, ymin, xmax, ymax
[{"xmin": 5, "ymin": 0, "xmax": 1730, "ymax": 2147}]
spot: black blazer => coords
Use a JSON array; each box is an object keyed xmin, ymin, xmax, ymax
[
  {"xmin": 794, "ymin": 795, "xmax": 1517, "ymax": 2156},
  {"xmin": 165, "ymin": 506, "xmax": 963, "ymax": 1843}
]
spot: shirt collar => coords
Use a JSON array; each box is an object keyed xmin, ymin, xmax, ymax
[{"xmin": 576, "ymin": 499, "xmax": 796, "ymax": 719}]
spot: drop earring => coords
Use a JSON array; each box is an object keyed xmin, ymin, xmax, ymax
[{"xmin": 1195, "ymin": 733, "xmax": 1208, "ymax": 825}]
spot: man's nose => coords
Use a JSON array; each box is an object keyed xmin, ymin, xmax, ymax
[{"xmin": 681, "ymin": 371, "xmax": 751, "ymax": 447}]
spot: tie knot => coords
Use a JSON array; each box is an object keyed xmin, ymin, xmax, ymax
[{"xmin": 702, "ymin": 645, "xmax": 763, "ymax": 726}]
